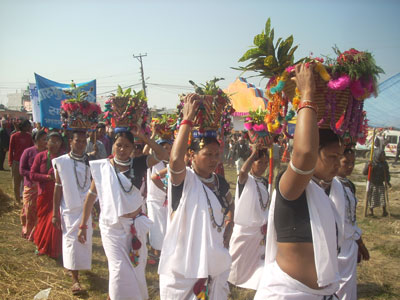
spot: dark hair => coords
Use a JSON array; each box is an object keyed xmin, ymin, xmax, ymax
[
  {"xmin": 70, "ymin": 130, "xmax": 87, "ymax": 140},
  {"xmin": 96, "ymin": 123, "xmax": 106, "ymax": 129},
  {"xmin": 46, "ymin": 131, "xmax": 62, "ymax": 141},
  {"xmin": 34, "ymin": 130, "xmax": 47, "ymax": 142},
  {"xmin": 114, "ymin": 131, "xmax": 135, "ymax": 145},
  {"xmin": 19, "ymin": 119, "xmax": 31, "ymax": 131},
  {"xmin": 190, "ymin": 137, "xmax": 220, "ymax": 152},
  {"xmin": 256, "ymin": 148, "xmax": 269, "ymax": 160},
  {"xmin": 319, "ymin": 129, "xmax": 342, "ymax": 150}
]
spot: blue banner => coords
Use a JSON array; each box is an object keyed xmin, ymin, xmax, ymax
[{"xmin": 34, "ymin": 73, "xmax": 96, "ymax": 128}]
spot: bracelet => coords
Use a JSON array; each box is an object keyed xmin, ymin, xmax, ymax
[
  {"xmin": 297, "ymin": 100, "xmax": 318, "ymax": 114},
  {"xmin": 289, "ymin": 160, "xmax": 315, "ymax": 175},
  {"xmin": 55, "ymin": 183, "xmax": 62, "ymax": 187},
  {"xmin": 180, "ymin": 119, "xmax": 194, "ymax": 127},
  {"xmin": 88, "ymin": 190, "xmax": 97, "ymax": 196},
  {"xmin": 79, "ymin": 224, "xmax": 88, "ymax": 230},
  {"xmin": 168, "ymin": 165, "xmax": 186, "ymax": 175}
]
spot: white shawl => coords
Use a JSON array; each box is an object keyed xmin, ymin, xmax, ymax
[
  {"xmin": 265, "ymin": 177, "xmax": 343, "ymax": 288},
  {"xmin": 234, "ymin": 174, "xmax": 269, "ymax": 227},
  {"xmin": 53, "ymin": 154, "xmax": 90, "ymax": 211},
  {"xmin": 90, "ymin": 159, "xmax": 143, "ymax": 225},
  {"xmin": 158, "ymin": 167, "xmax": 231, "ymax": 278}
]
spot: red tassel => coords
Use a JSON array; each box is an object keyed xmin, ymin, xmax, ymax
[{"xmin": 336, "ymin": 113, "xmax": 345, "ymax": 129}]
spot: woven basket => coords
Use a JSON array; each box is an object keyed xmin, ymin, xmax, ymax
[
  {"xmin": 111, "ymin": 97, "xmax": 142, "ymax": 128},
  {"xmin": 248, "ymin": 130, "xmax": 272, "ymax": 147},
  {"xmin": 68, "ymin": 118, "xmax": 93, "ymax": 129},
  {"xmin": 283, "ymin": 73, "xmax": 350, "ymax": 129},
  {"xmin": 192, "ymin": 95, "xmax": 227, "ymax": 132}
]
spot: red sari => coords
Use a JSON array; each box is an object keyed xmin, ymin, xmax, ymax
[{"xmin": 30, "ymin": 150, "xmax": 62, "ymax": 258}]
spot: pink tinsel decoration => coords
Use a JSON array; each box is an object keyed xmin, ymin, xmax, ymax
[
  {"xmin": 349, "ymin": 79, "xmax": 365, "ymax": 100},
  {"xmin": 328, "ymin": 75, "xmax": 351, "ymax": 90},
  {"xmin": 285, "ymin": 66, "xmax": 295, "ymax": 73},
  {"xmin": 253, "ymin": 124, "xmax": 267, "ymax": 131},
  {"xmin": 244, "ymin": 122, "xmax": 253, "ymax": 130}
]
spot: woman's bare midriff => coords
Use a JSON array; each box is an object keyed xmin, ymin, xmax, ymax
[
  {"xmin": 276, "ymin": 242, "xmax": 322, "ymax": 290},
  {"xmin": 121, "ymin": 207, "xmax": 142, "ymax": 219}
]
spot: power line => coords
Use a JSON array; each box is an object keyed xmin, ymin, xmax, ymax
[{"xmin": 133, "ymin": 53, "xmax": 147, "ymax": 97}]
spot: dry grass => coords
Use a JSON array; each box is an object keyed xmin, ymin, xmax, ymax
[{"xmin": 0, "ymin": 159, "xmax": 399, "ymax": 299}]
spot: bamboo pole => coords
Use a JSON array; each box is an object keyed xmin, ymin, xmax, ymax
[{"xmin": 364, "ymin": 128, "xmax": 376, "ymax": 217}]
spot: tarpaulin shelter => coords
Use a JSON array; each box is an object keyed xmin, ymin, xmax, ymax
[
  {"xmin": 364, "ymin": 73, "xmax": 400, "ymax": 129},
  {"xmin": 225, "ymin": 77, "xmax": 268, "ymax": 131}
]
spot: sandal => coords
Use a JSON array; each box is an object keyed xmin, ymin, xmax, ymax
[{"xmin": 71, "ymin": 282, "xmax": 83, "ymax": 295}]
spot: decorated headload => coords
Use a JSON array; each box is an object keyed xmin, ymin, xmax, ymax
[
  {"xmin": 236, "ymin": 18, "xmax": 383, "ymax": 144},
  {"xmin": 103, "ymin": 85, "xmax": 148, "ymax": 129},
  {"xmin": 60, "ymin": 81, "xmax": 101, "ymax": 130},
  {"xmin": 282, "ymin": 48, "xmax": 383, "ymax": 144},
  {"xmin": 151, "ymin": 114, "xmax": 178, "ymax": 140},
  {"xmin": 177, "ymin": 78, "xmax": 235, "ymax": 138},
  {"xmin": 236, "ymin": 18, "xmax": 302, "ymax": 139},
  {"xmin": 244, "ymin": 107, "xmax": 272, "ymax": 147}
]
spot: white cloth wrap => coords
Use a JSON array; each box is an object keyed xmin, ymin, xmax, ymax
[
  {"xmin": 159, "ymin": 167, "xmax": 231, "ymax": 279},
  {"xmin": 90, "ymin": 159, "xmax": 143, "ymax": 226},
  {"xmin": 52, "ymin": 154, "xmax": 92, "ymax": 270},
  {"xmin": 228, "ymin": 175, "xmax": 269, "ymax": 289},
  {"xmin": 146, "ymin": 161, "xmax": 168, "ymax": 250},
  {"xmin": 332, "ymin": 178, "xmax": 362, "ymax": 300},
  {"xmin": 100, "ymin": 215, "xmax": 153, "ymax": 300},
  {"xmin": 255, "ymin": 261, "xmax": 339, "ymax": 300},
  {"xmin": 256, "ymin": 178, "xmax": 344, "ymax": 298},
  {"xmin": 159, "ymin": 270, "xmax": 230, "ymax": 300}
]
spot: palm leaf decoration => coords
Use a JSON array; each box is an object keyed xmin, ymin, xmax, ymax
[{"xmin": 235, "ymin": 18, "xmax": 302, "ymax": 78}]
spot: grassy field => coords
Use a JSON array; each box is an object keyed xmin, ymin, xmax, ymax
[{"xmin": 0, "ymin": 159, "xmax": 399, "ymax": 299}]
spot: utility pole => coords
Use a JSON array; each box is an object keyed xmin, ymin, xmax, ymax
[{"xmin": 133, "ymin": 53, "xmax": 147, "ymax": 97}]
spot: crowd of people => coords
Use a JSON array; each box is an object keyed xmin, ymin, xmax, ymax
[{"xmin": 0, "ymin": 64, "xmax": 395, "ymax": 300}]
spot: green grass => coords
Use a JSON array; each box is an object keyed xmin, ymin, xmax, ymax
[{"xmin": 0, "ymin": 162, "xmax": 399, "ymax": 299}]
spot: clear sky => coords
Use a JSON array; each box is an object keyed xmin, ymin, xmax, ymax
[{"xmin": 0, "ymin": 0, "xmax": 399, "ymax": 109}]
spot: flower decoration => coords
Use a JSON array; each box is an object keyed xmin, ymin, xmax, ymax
[
  {"xmin": 60, "ymin": 82, "xmax": 101, "ymax": 130},
  {"xmin": 103, "ymin": 85, "xmax": 148, "ymax": 129},
  {"xmin": 177, "ymin": 78, "xmax": 234, "ymax": 138},
  {"xmin": 244, "ymin": 107, "xmax": 272, "ymax": 146},
  {"xmin": 151, "ymin": 114, "xmax": 177, "ymax": 140}
]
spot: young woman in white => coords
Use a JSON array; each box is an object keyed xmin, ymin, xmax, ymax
[
  {"xmin": 78, "ymin": 127, "xmax": 168, "ymax": 300},
  {"xmin": 228, "ymin": 144, "xmax": 269, "ymax": 290},
  {"xmin": 255, "ymin": 64, "xmax": 345, "ymax": 300},
  {"xmin": 158, "ymin": 94, "xmax": 234, "ymax": 300}
]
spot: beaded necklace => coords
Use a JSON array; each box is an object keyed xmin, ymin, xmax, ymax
[
  {"xmin": 113, "ymin": 159, "xmax": 134, "ymax": 193},
  {"xmin": 252, "ymin": 174, "xmax": 269, "ymax": 211},
  {"xmin": 69, "ymin": 152, "xmax": 89, "ymax": 191}
]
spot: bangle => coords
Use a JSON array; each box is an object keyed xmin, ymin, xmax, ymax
[
  {"xmin": 79, "ymin": 224, "xmax": 88, "ymax": 230},
  {"xmin": 88, "ymin": 190, "xmax": 97, "ymax": 196},
  {"xmin": 180, "ymin": 119, "xmax": 194, "ymax": 127},
  {"xmin": 297, "ymin": 100, "xmax": 318, "ymax": 114},
  {"xmin": 55, "ymin": 183, "xmax": 62, "ymax": 187},
  {"xmin": 168, "ymin": 165, "xmax": 186, "ymax": 175},
  {"xmin": 289, "ymin": 160, "xmax": 315, "ymax": 175},
  {"xmin": 153, "ymin": 152, "xmax": 161, "ymax": 163}
]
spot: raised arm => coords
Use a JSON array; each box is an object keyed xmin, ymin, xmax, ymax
[
  {"xmin": 131, "ymin": 125, "xmax": 169, "ymax": 168},
  {"xmin": 279, "ymin": 64, "xmax": 318, "ymax": 200},
  {"xmin": 238, "ymin": 144, "xmax": 258, "ymax": 185},
  {"xmin": 169, "ymin": 94, "xmax": 199, "ymax": 185}
]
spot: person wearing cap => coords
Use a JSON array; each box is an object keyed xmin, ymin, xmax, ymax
[
  {"xmin": 30, "ymin": 132, "xmax": 64, "ymax": 258},
  {"xmin": 8, "ymin": 119, "xmax": 33, "ymax": 205},
  {"xmin": 146, "ymin": 138, "xmax": 172, "ymax": 259},
  {"xmin": 51, "ymin": 130, "xmax": 93, "ymax": 295}
]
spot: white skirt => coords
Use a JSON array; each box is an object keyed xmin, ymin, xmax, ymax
[
  {"xmin": 160, "ymin": 269, "xmax": 230, "ymax": 300},
  {"xmin": 61, "ymin": 210, "xmax": 92, "ymax": 271},
  {"xmin": 147, "ymin": 198, "xmax": 168, "ymax": 250},
  {"xmin": 100, "ymin": 215, "xmax": 152, "ymax": 300},
  {"xmin": 336, "ymin": 238, "xmax": 358, "ymax": 300},
  {"xmin": 254, "ymin": 261, "xmax": 339, "ymax": 300},
  {"xmin": 228, "ymin": 224, "xmax": 265, "ymax": 290}
]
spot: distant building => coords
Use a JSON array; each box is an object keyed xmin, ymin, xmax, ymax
[{"xmin": 7, "ymin": 87, "xmax": 31, "ymax": 112}]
